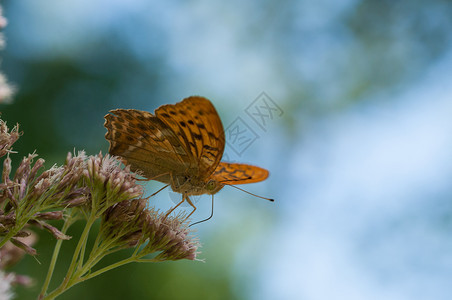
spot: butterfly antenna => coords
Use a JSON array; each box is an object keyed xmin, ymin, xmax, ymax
[
  {"xmin": 150, "ymin": 184, "xmax": 170, "ymax": 197},
  {"xmin": 225, "ymin": 184, "xmax": 274, "ymax": 202},
  {"xmin": 189, "ymin": 195, "xmax": 215, "ymax": 227}
]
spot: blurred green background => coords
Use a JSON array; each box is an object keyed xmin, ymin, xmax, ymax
[{"xmin": 1, "ymin": 0, "xmax": 452, "ymax": 299}]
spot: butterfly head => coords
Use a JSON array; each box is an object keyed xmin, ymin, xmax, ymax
[
  {"xmin": 170, "ymin": 175, "xmax": 224, "ymax": 196},
  {"xmin": 205, "ymin": 179, "xmax": 224, "ymax": 195}
]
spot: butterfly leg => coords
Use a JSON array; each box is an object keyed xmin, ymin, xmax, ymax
[
  {"xmin": 164, "ymin": 197, "xmax": 186, "ymax": 219},
  {"xmin": 163, "ymin": 172, "xmax": 180, "ymax": 218},
  {"xmin": 184, "ymin": 195, "xmax": 197, "ymax": 219}
]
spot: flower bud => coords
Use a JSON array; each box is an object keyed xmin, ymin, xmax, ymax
[
  {"xmin": 29, "ymin": 220, "xmax": 71, "ymax": 240},
  {"xmin": 34, "ymin": 211, "xmax": 63, "ymax": 220},
  {"xmin": 2, "ymin": 156, "xmax": 11, "ymax": 182},
  {"xmin": 11, "ymin": 238, "xmax": 37, "ymax": 256}
]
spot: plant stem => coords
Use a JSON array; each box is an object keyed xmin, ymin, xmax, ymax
[
  {"xmin": 43, "ymin": 254, "xmax": 154, "ymax": 300},
  {"xmin": 136, "ymin": 258, "xmax": 161, "ymax": 263},
  {"xmin": 82, "ymin": 256, "xmax": 138, "ymax": 281},
  {"xmin": 59, "ymin": 211, "xmax": 96, "ymax": 290},
  {"xmin": 76, "ymin": 242, "xmax": 111, "ymax": 278},
  {"xmin": 41, "ymin": 276, "xmax": 78, "ymax": 300},
  {"xmin": 38, "ymin": 212, "xmax": 76, "ymax": 300},
  {"xmin": 42, "ymin": 212, "xmax": 96, "ymax": 300}
]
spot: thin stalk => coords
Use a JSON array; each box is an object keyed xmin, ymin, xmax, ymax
[
  {"xmin": 42, "ymin": 255, "xmax": 154, "ymax": 299},
  {"xmin": 76, "ymin": 242, "xmax": 113, "ymax": 278},
  {"xmin": 81, "ymin": 256, "xmax": 140, "ymax": 281},
  {"xmin": 61, "ymin": 212, "xmax": 96, "ymax": 287},
  {"xmin": 38, "ymin": 214, "xmax": 74, "ymax": 300},
  {"xmin": 42, "ymin": 213, "xmax": 96, "ymax": 300},
  {"xmin": 41, "ymin": 275, "xmax": 78, "ymax": 300}
]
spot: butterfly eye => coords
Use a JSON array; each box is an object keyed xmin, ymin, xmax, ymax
[{"xmin": 206, "ymin": 180, "xmax": 217, "ymax": 191}]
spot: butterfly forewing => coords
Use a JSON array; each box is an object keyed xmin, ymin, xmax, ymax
[
  {"xmin": 211, "ymin": 162, "xmax": 269, "ymax": 185},
  {"xmin": 155, "ymin": 96, "xmax": 225, "ymax": 180},
  {"xmin": 104, "ymin": 109, "xmax": 192, "ymax": 183}
]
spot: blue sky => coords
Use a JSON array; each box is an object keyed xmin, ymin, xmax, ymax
[{"xmin": 251, "ymin": 50, "xmax": 452, "ymax": 300}]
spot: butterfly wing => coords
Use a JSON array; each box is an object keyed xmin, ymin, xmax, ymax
[
  {"xmin": 104, "ymin": 108, "xmax": 193, "ymax": 183},
  {"xmin": 155, "ymin": 96, "xmax": 225, "ymax": 179},
  {"xmin": 211, "ymin": 162, "xmax": 269, "ymax": 185}
]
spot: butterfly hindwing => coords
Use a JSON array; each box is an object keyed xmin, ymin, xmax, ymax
[{"xmin": 211, "ymin": 162, "xmax": 269, "ymax": 185}]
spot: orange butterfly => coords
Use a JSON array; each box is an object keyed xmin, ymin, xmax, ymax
[{"xmin": 104, "ymin": 96, "xmax": 272, "ymax": 220}]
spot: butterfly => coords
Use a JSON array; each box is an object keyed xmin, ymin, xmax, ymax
[{"xmin": 104, "ymin": 96, "xmax": 272, "ymax": 220}]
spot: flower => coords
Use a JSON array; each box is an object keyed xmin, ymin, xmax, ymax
[
  {"xmin": 83, "ymin": 153, "xmax": 143, "ymax": 214},
  {"xmin": 0, "ymin": 120, "xmax": 20, "ymax": 158},
  {"xmin": 0, "ymin": 232, "xmax": 37, "ymax": 269},
  {"xmin": 29, "ymin": 152, "xmax": 88, "ymax": 208},
  {"xmin": 98, "ymin": 200, "xmax": 199, "ymax": 261},
  {"xmin": 1, "ymin": 151, "xmax": 88, "ymax": 212},
  {"xmin": 99, "ymin": 198, "xmax": 149, "ymax": 248},
  {"xmin": 142, "ymin": 212, "xmax": 199, "ymax": 261},
  {"xmin": 0, "ymin": 271, "xmax": 14, "ymax": 300},
  {"xmin": 0, "ymin": 150, "xmax": 89, "ymax": 249},
  {"xmin": 0, "ymin": 232, "xmax": 36, "ymax": 292}
]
